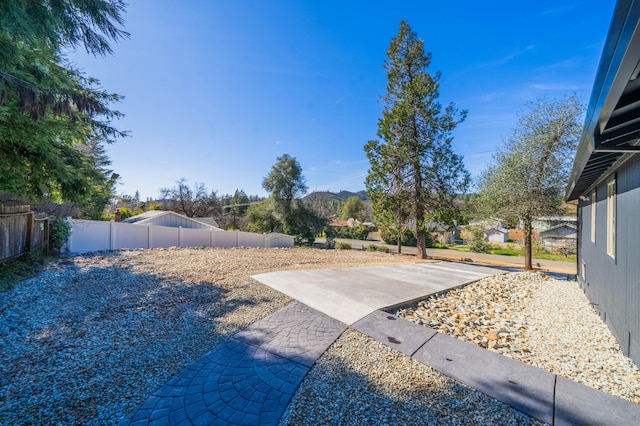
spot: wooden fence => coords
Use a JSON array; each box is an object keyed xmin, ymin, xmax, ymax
[
  {"xmin": 66, "ymin": 219, "xmax": 294, "ymax": 253},
  {"xmin": 0, "ymin": 206, "xmax": 49, "ymax": 260}
]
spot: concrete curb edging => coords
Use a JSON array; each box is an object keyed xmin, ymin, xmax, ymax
[{"xmin": 353, "ymin": 310, "xmax": 640, "ymax": 426}]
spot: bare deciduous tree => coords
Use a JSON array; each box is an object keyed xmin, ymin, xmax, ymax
[{"xmin": 160, "ymin": 178, "xmax": 221, "ymax": 218}]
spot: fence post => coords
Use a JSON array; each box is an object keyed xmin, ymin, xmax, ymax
[
  {"xmin": 110, "ymin": 220, "xmax": 116, "ymax": 250},
  {"xmin": 179, "ymin": 226, "xmax": 183, "ymax": 248},
  {"xmin": 67, "ymin": 218, "xmax": 73, "ymax": 253},
  {"xmin": 24, "ymin": 212, "xmax": 34, "ymax": 252},
  {"xmin": 148, "ymin": 225, "xmax": 152, "ymax": 249},
  {"xmin": 44, "ymin": 218, "xmax": 50, "ymax": 255},
  {"xmin": 236, "ymin": 230, "xmax": 239, "ymax": 248}
]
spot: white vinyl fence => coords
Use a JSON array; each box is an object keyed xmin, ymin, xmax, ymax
[{"xmin": 66, "ymin": 220, "xmax": 294, "ymax": 253}]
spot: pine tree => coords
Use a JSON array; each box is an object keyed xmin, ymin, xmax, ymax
[
  {"xmin": 0, "ymin": 1, "xmax": 128, "ymax": 214},
  {"xmin": 366, "ymin": 20, "xmax": 469, "ymax": 258}
]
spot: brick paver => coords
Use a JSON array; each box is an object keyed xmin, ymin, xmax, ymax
[{"xmin": 119, "ymin": 302, "xmax": 347, "ymax": 425}]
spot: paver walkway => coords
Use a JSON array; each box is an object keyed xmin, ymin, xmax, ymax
[{"xmin": 119, "ymin": 302, "xmax": 346, "ymax": 425}]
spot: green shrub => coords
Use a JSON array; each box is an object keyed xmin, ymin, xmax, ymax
[
  {"xmin": 323, "ymin": 226, "xmax": 336, "ymax": 249},
  {"xmin": 335, "ymin": 242, "xmax": 352, "ymax": 250},
  {"xmin": 49, "ymin": 218, "xmax": 71, "ymax": 251},
  {"xmin": 379, "ymin": 227, "xmax": 418, "ymax": 247},
  {"xmin": 467, "ymin": 226, "xmax": 490, "ymax": 253},
  {"xmin": 366, "ymin": 244, "xmax": 389, "ymax": 253},
  {"xmin": 330, "ymin": 226, "xmax": 369, "ymax": 240},
  {"xmin": 0, "ymin": 251, "xmax": 50, "ymax": 292}
]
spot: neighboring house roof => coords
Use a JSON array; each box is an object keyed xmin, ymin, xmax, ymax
[
  {"xmin": 121, "ymin": 210, "xmax": 167, "ymax": 224},
  {"xmin": 405, "ymin": 220, "xmax": 458, "ymax": 232},
  {"xmin": 425, "ymin": 222, "xmax": 458, "ymax": 232},
  {"xmin": 486, "ymin": 227, "xmax": 509, "ymax": 234},
  {"xmin": 534, "ymin": 216, "xmax": 577, "ymax": 222},
  {"xmin": 566, "ymin": 0, "xmax": 640, "ymax": 200},
  {"xmin": 540, "ymin": 223, "xmax": 578, "ymax": 236},
  {"xmin": 122, "ymin": 210, "xmax": 220, "ymax": 229},
  {"xmin": 469, "ymin": 218, "xmax": 507, "ymax": 228},
  {"xmin": 329, "ymin": 220, "xmax": 351, "ymax": 227},
  {"xmin": 192, "ymin": 217, "xmax": 219, "ymax": 228}
]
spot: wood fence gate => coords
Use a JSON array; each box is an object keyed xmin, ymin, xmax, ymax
[{"xmin": 0, "ymin": 205, "xmax": 49, "ymax": 260}]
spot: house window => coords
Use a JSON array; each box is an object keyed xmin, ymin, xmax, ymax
[
  {"xmin": 607, "ymin": 179, "xmax": 616, "ymax": 258},
  {"xmin": 591, "ymin": 190, "xmax": 596, "ymax": 243}
]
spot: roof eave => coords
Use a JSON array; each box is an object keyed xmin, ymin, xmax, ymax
[{"xmin": 566, "ymin": 0, "xmax": 640, "ymax": 200}]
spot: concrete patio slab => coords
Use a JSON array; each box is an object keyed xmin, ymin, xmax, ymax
[
  {"xmin": 252, "ymin": 262, "xmax": 503, "ymax": 324},
  {"xmin": 554, "ymin": 375, "xmax": 640, "ymax": 426},
  {"xmin": 413, "ymin": 332, "xmax": 556, "ymax": 424}
]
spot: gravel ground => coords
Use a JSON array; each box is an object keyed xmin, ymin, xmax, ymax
[
  {"xmin": 280, "ymin": 329, "xmax": 544, "ymax": 426},
  {"xmin": 0, "ymin": 247, "xmax": 414, "ymax": 425},
  {"xmin": 395, "ymin": 272, "xmax": 640, "ymax": 404},
  {"xmin": 2, "ymin": 249, "xmax": 638, "ymax": 425}
]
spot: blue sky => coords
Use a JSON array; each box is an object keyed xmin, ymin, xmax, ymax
[{"xmin": 68, "ymin": 0, "xmax": 616, "ymax": 200}]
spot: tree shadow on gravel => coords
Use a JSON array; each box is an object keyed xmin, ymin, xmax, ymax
[{"xmin": 0, "ymin": 256, "xmax": 286, "ymax": 425}]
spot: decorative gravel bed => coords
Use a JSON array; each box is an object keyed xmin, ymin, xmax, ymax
[
  {"xmin": 0, "ymin": 247, "xmax": 414, "ymax": 425},
  {"xmin": 2, "ymin": 250, "xmax": 638, "ymax": 425},
  {"xmin": 280, "ymin": 328, "xmax": 544, "ymax": 426},
  {"xmin": 395, "ymin": 272, "xmax": 640, "ymax": 404}
]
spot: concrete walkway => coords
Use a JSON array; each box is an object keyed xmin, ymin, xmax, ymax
[{"xmin": 120, "ymin": 261, "xmax": 639, "ymax": 425}]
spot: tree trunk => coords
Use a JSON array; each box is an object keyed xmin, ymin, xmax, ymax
[
  {"xmin": 523, "ymin": 215, "xmax": 533, "ymax": 271},
  {"xmin": 414, "ymin": 171, "xmax": 427, "ymax": 259},
  {"xmin": 416, "ymin": 224, "xmax": 427, "ymax": 259},
  {"xmin": 395, "ymin": 218, "xmax": 403, "ymax": 254}
]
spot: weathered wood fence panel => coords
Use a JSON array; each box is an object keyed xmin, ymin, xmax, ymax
[
  {"xmin": 0, "ymin": 206, "xmax": 48, "ymax": 260},
  {"xmin": 66, "ymin": 220, "xmax": 294, "ymax": 253},
  {"xmin": 31, "ymin": 218, "xmax": 48, "ymax": 252}
]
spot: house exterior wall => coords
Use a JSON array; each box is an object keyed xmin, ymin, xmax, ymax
[
  {"xmin": 578, "ymin": 154, "xmax": 640, "ymax": 365},
  {"xmin": 540, "ymin": 227, "xmax": 577, "ymax": 245},
  {"xmin": 486, "ymin": 230, "xmax": 508, "ymax": 243}
]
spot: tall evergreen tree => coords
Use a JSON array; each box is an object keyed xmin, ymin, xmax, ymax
[
  {"xmin": 365, "ymin": 138, "xmax": 411, "ymax": 254},
  {"xmin": 366, "ymin": 20, "xmax": 469, "ymax": 258},
  {"xmin": 0, "ymin": 0, "xmax": 128, "ymax": 119},
  {"xmin": 0, "ymin": 0, "xmax": 127, "ymax": 214}
]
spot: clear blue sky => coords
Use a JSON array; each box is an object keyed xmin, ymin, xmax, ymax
[{"xmin": 68, "ymin": 0, "xmax": 616, "ymax": 200}]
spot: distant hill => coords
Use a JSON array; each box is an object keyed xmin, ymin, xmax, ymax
[{"xmin": 303, "ymin": 190, "xmax": 368, "ymax": 203}]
